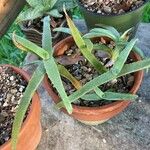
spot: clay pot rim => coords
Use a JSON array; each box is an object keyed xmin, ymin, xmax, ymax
[
  {"xmin": 44, "ymin": 36, "xmax": 144, "ymax": 115},
  {"xmin": 0, "ymin": 64, "xmax": 40, "ymax": 148},
  {"xmin": 77, "ymin": 0, "xmax": 149, "ymax": 17}
]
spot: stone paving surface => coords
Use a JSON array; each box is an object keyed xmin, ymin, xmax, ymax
[{"xmin": 25, "ymin": 21, "xmax": 150, "ymax": 150}]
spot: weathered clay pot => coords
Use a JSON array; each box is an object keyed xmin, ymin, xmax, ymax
[
  {"xmin": 44, "ymin": 36, "xmax": 144, "ymax": 125},
  {"xmin": 0, "ymin": 65, "xmax": 41, "ymax": 150}
]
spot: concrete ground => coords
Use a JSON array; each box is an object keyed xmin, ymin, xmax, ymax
[{"xmin": 24, "ymin": 21, "xmax": 150, "ymax": 150}]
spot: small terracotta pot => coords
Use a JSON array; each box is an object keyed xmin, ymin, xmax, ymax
[
  {"xmin": 0, "ymin": 65, "xmax": 42, "ymax": 150},
  {"xmin": 44, "ymin": 36, "xmax": 144, "ymax": 125}
]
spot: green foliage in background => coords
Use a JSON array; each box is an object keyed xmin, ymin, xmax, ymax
[
  {"xmin": 71, "ymin": 6, "xmax": 83, "ymax": 19},
  {"xmin": 143, "ymin": 2, "xmax": 150, "ymax": 23},
  {"xmin": 0, "ymin": 24, "xmax": 26, "ymax": 66},
  {"xmin": 17, "ymin": 0, "xmax": 76, "ymax": 22}
]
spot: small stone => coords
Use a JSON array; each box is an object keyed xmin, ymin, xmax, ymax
[
  {"xmin": 10, "ymin": 76, "xmax": 14, "ymax": 81},
  {"xmin": 102, "ymin": 138, "xmax": 107, "ymax": 144}
]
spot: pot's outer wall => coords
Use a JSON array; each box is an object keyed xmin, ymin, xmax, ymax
[
  {"xmin": 0, "ymin": 65, "xmax": 41, "ymax": 150},
  {"xmin": 0, "ymin": 0, "xmax": 26, "ymax": 38},
  {"xmin": 77, "ymin": 0, "xmax": 149, "ymax": 33}
]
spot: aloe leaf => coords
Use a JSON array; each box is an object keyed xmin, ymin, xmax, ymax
[
  {"xmin": 119, "ymin": 58, "xmax": 150, "ymax": 76},
  {"xmin": 55, "ymin": 0, "xmax": 77, "ymax": 12},
  {"xmin": 42, "ymin": 15, "xmax": 72, "ymax": 113},
  {"xmin": 42, "ymin": 16, "xmax": 53, "ymax": 55},
  {"xmin": 53, "ymin": 27, "xmax": 71, "ymax": 35},
  {"xmin": 81, "ymin": 92, "xmax": 137, "ymax": 101},
  {"xmin": 111, "ymin": 39, "xmax": 138, "ymax": 76},
  {"xmin": 81, "ymin": 93, "xmax": 99, "ymax": 101},
  {"xmin": 27, "ymin": 0, "xmax": 43, "ymax": 7},
  {"xmin": 111, "ymin": 45, "xmax": 120, "ymax": 62},
  {"xmin": 17, "ymin": 7, "xmax": 43, "ymax": 22},
  {"xmin": 13, "ymin": 33, "xmax": 50, "ymax": 60},
  {"xmin": 96, "ymin": 24, "xmax": 120, "ymax": 38},
  {"xmin": 44, "ymin": 58, "xmax": 73, "ymax": 114},
  {"xmin": 56, "ymin": 71, "xmax": 115, "ymax": 108},
  {"xmin": 93, "ymin": 43, "xmax": 112, "ymax": 56},
  {"xmin": 64, "ymin": 8, "xmax": 107, "ymax": 73},
  {"xmin": 118, "ymin": 41, "xmax": 145, "ymax": 59},
  {"xmin": 12, "ymin": 64, "xmax": 45, "ymax": 150},
  {"xmin": 120, "ymin": 28, "xmax": 133, "ymax": 41},
  {"xmin": 24, "ymin": 60, "xmax": 41, "ymax": 66},
  {"xmin": 49, "ymin": 0, "xmax": 58, "ymax": 8},
  {"xmin": 64, "ymin": 8, "xmax": 85, "ymax": 47},
  {"xmin": 80, "ymin": 45, "xmax": 107, "ymax": 73},
  {"xmin": 41, "ymin": 0, "xmax": 57, "ymax": 9},
  {"xmin": 84, "ymin": 39, "xmax": 93, "ymax": 53},
  {"xmin": 47, "ymin": 9, "xmax": 63, "ymax": 18},
  {"xmin": 58, "ymin": 64, "xmax": 82, "ymax": 89},
  {"xmin": 83, "ymin": 28, "xmax": 118, "ymax": 41},
  {"xmin": 102, "ymin": 92, "xmax": 138, "ymax": 100},
  {"xmin": 94, "ymin": 87, "xmax": 104, "ymax": 98},
  {"xmin": 133, "ymin": 45, "xmax": 145, "ymax": 59}
]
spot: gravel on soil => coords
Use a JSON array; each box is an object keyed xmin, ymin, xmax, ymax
[
  {"xmin": 80, "ymin": 0, "xmax": 145, "ymax": 15},
  {"xmin": 0, "ymin": 66, "xmax": 27, "ymax": 146},
  {"xmin": 55, "ymin": 41, "xmax": 134, "ymax": 107}
]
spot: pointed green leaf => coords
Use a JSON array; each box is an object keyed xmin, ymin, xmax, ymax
[
  {"xmin": 42, "ymin": 16, "xmax": 53, "ymax": 55},
  {"xmin": 96, "ymin": 24, "xmax": 120, "ymax": 38},
  {"xmin": 12, "ymin": 64, "xmax": 45, "ymax": 150},
  {"xmin": 84, "ymin": 28, "xmax": 118, "ymax": 41},
  {"xmin": 27, "ymin": 0, "xmax": 43, "ymax": 7},
  {"xmin": 55, "ymin": 0, "xmax": 77, "ymax": 12},
  {"xmin": 47, "ymin": 9, "xmax": 63, "ymax": 18},
  {"xmin": 53, "ymin": 27, "xmax": 71, "ymax": 35},
  {"xmin": 13, "ymin": 33, "xmax": 50, "ymax": 60},
  {"xmin": 102, "ymin": 92, "xmax": 138, "ymax": 100},
  {"xmin": 17, "ymin": 7, "xmax": 43, "ymax": 22},
  {"xmin": 133, "ymin": 45, "xmax": 145, "ymax": 59},
  {"xmin": 81, "ymin": 92, "xmax": 137, "ymax": 101},
  {"xmin": 111, "ymin": 39, "xmax": 138, "ymax": 76},
  {"xmin": 84, "ymin": 39, "xmax": 93, "ymax": 53},
  {"xmin": 44, "ymin": 58, "xmax": 73, "ymax": 114},
  {"xmin": 120, "ymin": 28, "xmax": 133, "ymax": 41},
  {"xmin": 58, "ymin": 64, "xmax": 82, "ymax": 89},
  {"xmin": 119, "ymin": 58, "xmax": 150, "ymax": 76},
  {"xmin": 64, "ymin": 8, "xmax": 107, "ymax": 73},
  {"xmin": 94, "ymin": 87, "xmax": 104, "ymax": 98},
  {"xmin": 49, "ymin": 0, "xmax": 58, "ymax": 8}
]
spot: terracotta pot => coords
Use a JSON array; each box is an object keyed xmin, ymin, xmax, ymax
[
  {"xmin": 20, "ymin": 19, "xmax": 67, "ymax": 47},
  {"xmin": 44, "ymin": 36, "xmax": 144, "ymax": 125},
  {"xmin": 0, "ymin": 65, "xmax": 42, "ymax": 150}
]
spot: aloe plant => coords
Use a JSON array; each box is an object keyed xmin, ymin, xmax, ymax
[
  {"xmin": 11, "ymin": 10, "xmax": 150, "ymax": 150},
  {"xmin": 17, "ymin": 0, "xmax": 76, "ymax": 22},
  {"xmin": 11, "ymin": 16, "xmax": 73, "ymax": 150}
]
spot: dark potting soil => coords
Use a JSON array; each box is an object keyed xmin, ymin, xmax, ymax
[
  {"xmin": 80, "ymin": 0, "xmax": 145, "ymax": 15},
  {"xmin": 55, "ymin": 40, "xmax": 134, "ymax": 107},
  {"xmin": 0, "ymin": 66, "xmax": 27, "ymax": 146},
  {"xmin": 24, "ymin": 16, "xmax": 66, "ymax": 34}
]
